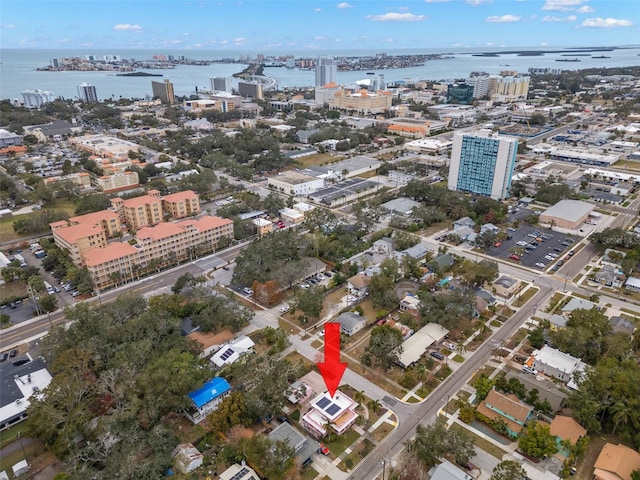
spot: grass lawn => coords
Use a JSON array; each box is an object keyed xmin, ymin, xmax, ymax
[
  {"xmin": 468, "ymin": 366, "xmax": 495, "ymax": 386},
  {"xmin": 0, "ymin": 425, "xmax": 22, "ymax": 449},
  {"xmin": 0, "ymin": 281, "xmax": 28, "ymax": 303},
  {"xmin": 301, "ymin": 466, "xmax": 320, "ymax": 480},
  {"xmin": 0, "ymin": 202, "xmax": 77, "ymax": 243},
  {"xmin": 449, "ymin": 423, "xmax": 508, "ymax": 459},
  {"xmin": 311, "ymin": 339, "xmax": 323, "ymax": 349},
  {"xmin": 513, "ymin": 287, "xmax": 539, "ymax": 307},
  {"xmin": 295, "ymin": 153, "xmax": 344, "ymax": 169},
  {"xmin": 371, "ymin": 422, "xmax": 393, "ymax": 442},
  {"xmin": 452, "ymin": 354, "xmax": 465, "ymax": 363},
  {"xmin": 324, "ymin": 429, "xmax": 360, "ymax": 457},
  {"xmin": 0, "ymin": 438, "xmax": 46, "ymax": 473},
  {"xmin": 506, "ymin": 328, "xmax": 529, "ymax": 349},
  {"xmin": 284, "ymin": 351, "xmax": 315, "ymax": 372},
  {"xmin": 339, "ymin": 438, "xmax": 375, "ymax": 472}
]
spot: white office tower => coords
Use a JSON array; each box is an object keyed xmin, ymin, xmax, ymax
[
  {"xmin": 315, "ymin": 57, "xmax": 337, "ymax": 87},
  {"xmin": 448, "ymin": 130, "xmax": 518, "ymax": 200},
  {"xmin": 21, "ymin": 89, "xmax": 57, "ymax": 109},
  {"xmin": 210, "ymin": 77, "xmax": 232, "ymax": 92},
  {"xmin": 77, "ymin": 82, "xmax": 98, "ymax": 103},
  {"xmin": 466, "ymin": 75, "xmax": 491, "ymax": 99}
]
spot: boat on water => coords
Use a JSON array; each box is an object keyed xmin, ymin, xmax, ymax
[
  {"xmin": 556, "ymin": 58, "xmax": 581, "ymax": 62},
  {"xmin": 366, "ymin": 72, "xmax": 375, "ymax": 75},
  {"xmin": 592, "ymin": 55, "xmax": 611, "ymax": 59}
]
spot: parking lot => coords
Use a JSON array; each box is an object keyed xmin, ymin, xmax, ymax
[{"xmin": 487, "ymin": 223, "xmax": 578, "ymax": 271}]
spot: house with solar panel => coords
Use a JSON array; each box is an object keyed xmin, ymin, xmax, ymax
[
  {"xmin": 210, "ymin": 336, "xmax": 255, "ymax": 369},
  {"xmin": 185, "ymin": 377, "xmax": 232, "ymax": 424},
  {"xmin": 301, "ymin": 390, "xmax": 359, "ymax": 438}
]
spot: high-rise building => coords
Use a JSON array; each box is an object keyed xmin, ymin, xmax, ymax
[
  {"xmin": 447, "ymin": 83, "xmax": 475, "ymax": 104},
  {"xmin": 77, "ymin": 82, "xmax": 98, "ymax": 103},
  {"xmin": 151, "ymin": 79, "xmax": 176, "ymax": 105},
  {"xmin": 315, "ymin": 57, "xmax": 337, "ymax": 87},
  {"xmin": 490, "ymin": 76, "xmax": 530, "ymax": 102},
  {"xmin": 21, "ymin": 89, "xmax": 57, "ymax": 109},
  {"xmin": 210, "ymin": 77, "xmax": 232, "ymax": 92},
  {"xmin": 466, "ymin": 75, "xmax": 492, "ymax": 99},
  {"xmin": 448, "ymin": 130, "xmax": 518, "ymax": 200},
  {"xmin": 237, "ymin": 81, "xmax": 263, "ymax": 100}
]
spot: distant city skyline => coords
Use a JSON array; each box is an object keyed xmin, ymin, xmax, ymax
[{"xmin": 1, "ymin": 0, "xmax": 638, "ymax": 52}]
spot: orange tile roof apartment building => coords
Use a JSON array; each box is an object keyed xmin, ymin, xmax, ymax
[
  {"xmin": 50, "ymin": 190, "xmax": 227, "ymax": 290},
  {"xmin": 84, "ymin": 215, "xmax": 233, "ymax": 290}
]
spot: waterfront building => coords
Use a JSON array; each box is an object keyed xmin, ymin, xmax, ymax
[
  {"xmin": 77, "ymin": 82, "xmax": 98, "ymax": 103},
  {"xmin": 210, "ymin": 77, "xmax": 232, "ymax": 92},
  {"xmin": 151, "ymin": 79, "xmax": 175, "ymax": 105},
  {"xmin": 20, "ymin": 89, "xmax": 57, "ymax": 109},
  {"xmin": 315, "ymin": 56, "xmax": 337, "ymax": 87},
  {"xmin": 329, "ymin": 88, "xmax": 393, "ymax": 114},
  {"xmin": 314, "ymin": 82, "xmax": 341, "ymax": 106},
  {"xmin": 466, "ymin": 75, "xmax": 492, "ymax": 99},
  {"xmin": 490, "ymin": 75, "xmax": 530, "ymax": 102},
  {"xmin": 448, "ymin": 130, "xmax": 518, "ymax": 200},
  {"xmin": 237, "ymin": 80, "xmax": 263, "ymax": 100}
]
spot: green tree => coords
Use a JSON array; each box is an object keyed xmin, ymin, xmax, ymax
[
  {"xmin": 361, "ymin": 325, "xmax": 403, "ymax": 370},
  {"xmin": 490, "ymin": 460, "xmax": 527, "ymax": 480},
  {"xmin": 39, "ymin": 293, "xmax": 58, "ymax": 313},
  {"xmin": 473, "ymin": 375, "xmax": 495, "ymax": 401},
  {"xmin": 517, "ymin": 422, "xmax": 558, "ymax": 459},
  {"xmin": 241, "ymin": 435, "xmax": 296, "ymax": 480},
  {"xmin": 206, "ymin": 392, "xmax": 252, "ymax": 434},
  {"xmin": 407, "ymin": 417, "xmax": 476, "ymax": 469},
  {"xmin": 291, "ymin": 285, "xmax": 324, "ymax": 323}
]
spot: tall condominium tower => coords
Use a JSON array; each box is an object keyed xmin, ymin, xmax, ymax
[
  {"xmin": 447, "ymin": 130, "xmax": 518, "ymax": 200},
  {"xmin": 151, "ymin": 79, "xmax": 176, "ymax": 105},
  {"xmin": 210, "ymin": 77, "xmax": 232, "ymax": 92},
  {"xmin": 315, "ymin": 57, "xmax": 336, "ymax": 87},
  {"xmin": 77, "ymin": 82, "xmax": 98, "ymax": 103},
  {"xmin": 21, "ymin": 89, "xmax": 57, "ymax": 109}
]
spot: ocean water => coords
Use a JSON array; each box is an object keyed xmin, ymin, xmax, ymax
[{"xmin": 1, "ymin": 47, "xmax": 639, "ymax": 102}]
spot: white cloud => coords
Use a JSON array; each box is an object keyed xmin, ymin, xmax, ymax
[
  {"xmin": 366, "ymin": 12, "xmax": 425, "ymax": 22},
  {"xmin": 542, "ymin": 15, "xmax": 576, "ymax": 22},
  {"xmin": 485, "ymin": 14, "xmax": 521, "ymax": 23},
  {"xmin": 582, "ymin": 17, "xmax": 633, "ymax": 28},
  {"xmin": 233, "ymin": 37, "xmax": 246, "ymax": 44},
  {"xmin": 540, "ymin": 41, "xmax": 549, "ymax": 46},
  {"xmin": 424, "ymin": 0, "xmax": 449, "ymax": 2},
  {"xmin": 467, "ymin": 0, "xmax": 492, "ymax": 5},
  {"xmin": 398, "ymin": 6, "xmax": 409, "ymax": 11},
  {"xmin": 113, "ymin": 24, "xmax": 143, "ymax": 32},
  {"xmin": 542, "ymin": 0, "xmax": 586, "ymax": 11},
  {"xmin": 337, "ymin": 2, "xmax": 353, "ymax": 8},
  {"xmin": 1, "ymin": 23, "xmax": 16, "ymax": 29},
  {"xmin": 314, "ymin": 8, "xmax": 322, "ymax": 12},
  {"xmin": 576, "ymin": 5, "xmax": 594, "ymax": 13}
]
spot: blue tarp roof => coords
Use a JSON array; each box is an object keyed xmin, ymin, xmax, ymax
[{"xmin": 187, "ymin": 377, "xmax": 231, "ymax": 408}]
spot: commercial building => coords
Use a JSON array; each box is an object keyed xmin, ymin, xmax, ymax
[
  {"xmin": 44, "ymin": 172, "xmax": 92, "ymax": 189},
  {"xmin": 405, "ymin": 138, "xmax": 453, "ymax": 155},
  {"xmin": 185, "ymin": 377, "xmax": 231, "ymax": 424},
  {"xmin": 70, "ymin": 134, "xmax": 141, "ymax": 159},
  {"xmin": 267, "ymin": 171, "xmax": 324, "ymax": 196},
  {"xmin": 21, "ymin": 89, "xmax": 56, "ymax": 109},
  {"xmin": 447, "ymin": 83, "xmax": 475, "ymax": 104},
  {"xmin": 395, "ymin": 323, "xmax": 449, "ymax": 368},
  {"xmin": 162, "ymin": 190, "xmax": 201, "ymax": 219},
  {"xmin": 315, "ymin": 56, "xmax": 337, "ymax": 87},
  {"xmin": 448, "ymin": 130, "xmax": 518, "ymax": 200},
  {"xmin": 96, "ymin": 171, "xmax": 140, "ymax": 193},
  {"xmin": 77, "ymin": 82, "xmax": 98, "ymax": 103},
  {"xmin": 151, "ymin": 79, "xmax": 176, "ymax": 105},
  {"xmin": 538, "ymin": 199, "xmax": 594, "ymax": 230},
  {"xmin": 315, "ymin": 82, "xmax": 341, "ymax": 106},
  {"xmin": 307, "ymin": 177, "xmax": 381, "ymax": 207}
]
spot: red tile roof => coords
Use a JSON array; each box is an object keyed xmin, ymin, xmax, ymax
[
  {"xmin": 122, "ymin": 194, "xmax": 162, "ymax": 209},
  {"xmin": 54, "ymin": 223, "xmax": 103, "ymax": 244},
  {"xmin": 70, "ymin": 209, "xmax": 119, "ymax": 226},
  {"xmin": 83, "ymin": 242, "xmax": 138, "ymax": 267},
  {"xmin": 163, "ymin": 190, "xmax": 198, "ymax": 202}
]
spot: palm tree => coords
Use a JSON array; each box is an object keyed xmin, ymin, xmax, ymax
[
  {"xmin": 415, "ymin": 365, "xmax": 427, "ymax": 383},
  {"xmin": 456, "ymin": 341, "xmax": 467, "ymax": 356},
  {"xmin": 353, "ymin": 390, "xmax": 365, "ymax": 406},
  {"xmin": 611, "ymin": 401, "xmax": 630, "ymax": 435},
  {"xmin": 367, "ymin": 399, "xmax": 381, "ymax": 415},
  {"xmin": 324, "ymin": 421, "xmax": 334, "ymax": 444}
]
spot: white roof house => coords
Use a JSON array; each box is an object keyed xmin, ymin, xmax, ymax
[
  {"xmin": 210, "ymin": 336, "xmax": 255, "ymax": 368},
  {"xmin": 532, "ymin": 346, "xmax": 587, "ymax": 389},
  {"xmin": 301, "ymin": 390, "xmax": 358, "ymax": 436},
  {"xmin": 395, "ymin": 323, "xmax": 449, "ymax": 368}
]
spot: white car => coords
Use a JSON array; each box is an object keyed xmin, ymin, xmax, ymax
[
  {"xmin": 535, "ymin": 262, "xmax": 546, "ymax": 268},
  {"xmin": 280, "ymin": 305, "xmax": 290, "ymax": 313},
  {"xmin": 523, "ymin": 365, "xmax": 538, "ymax": 375},
  {"xmin": 243, "ymin": 287, "xmax": 253, "ymax": 295},
  {"xmin": 300, "ymin": 283, "xmax": 310, "ymax": 289}
]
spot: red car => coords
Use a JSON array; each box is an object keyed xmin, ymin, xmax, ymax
[
  {"xmin": 494, "ymin": 242, "xmax": 501, "ymax": 248},
  {"xmin": 319, "ymin": 443, "xmax": 330, "ymax": 455},
  {"xmin": 509, "ymin": 254, "xmax": 520, "ymax": 261}
]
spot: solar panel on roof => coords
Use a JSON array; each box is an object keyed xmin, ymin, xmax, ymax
[
  {"xmin": 220, "ymin": 348, "xmax": 234, "ymax": 360},
  {"xmin": 316, "ymin": 397, "xmax": 331, "ymax": 409},
  {"xmin": 230, "ymin": 467, "xmax": 249, "ymax": 480},
  {"xmin": 326, "ymin": 404, "xmax": 341, "ymax": 416}
]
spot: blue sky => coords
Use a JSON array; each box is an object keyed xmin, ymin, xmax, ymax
[{"xmin": 1, "ymin": 0, "xmax": 638, "ymax": 51}]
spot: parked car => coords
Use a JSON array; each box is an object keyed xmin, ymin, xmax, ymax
[
  {"xmin": 222, "ymin": 265, "xmax": 230, "ymax": 271},
  {"xmin": 535, "ymin": 262, "xmax": 546, "ymax": 268},
  {"xmin": 280, "ymin": 305, "xmax": 290, "ymax": 313},
  {"xmin": 430, "ymin": 351, "xmax": 445, "ymax": 361},
  {"xmin": 523, "ymin": 365, "xmax": 538, "ymax": 375},
  {"xmin": 509, "ymin": 254, "xmax": 520, "ymax": 261},
  {"xmin": 71, "ymin": 291, "xmax": 81, "ymax": 297},
  {"xmin": 243, "ymin": 287, "xmax": 253, "ymax": 295},
  {"xmin": 9, "ymin": 349, "xmax": 17, "ymax": 357},
  {"xmin": 319, "ymin": 443, "xmax": 330, "ymax": 456},
  {"xmin": 0, "ymin": 352, "xmax": 7, "ymax": 362}
]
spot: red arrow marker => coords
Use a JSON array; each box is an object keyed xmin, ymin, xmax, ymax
[{"xmin": 317, "ymin": 322, "xmax": 347, "ymax": 398}]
